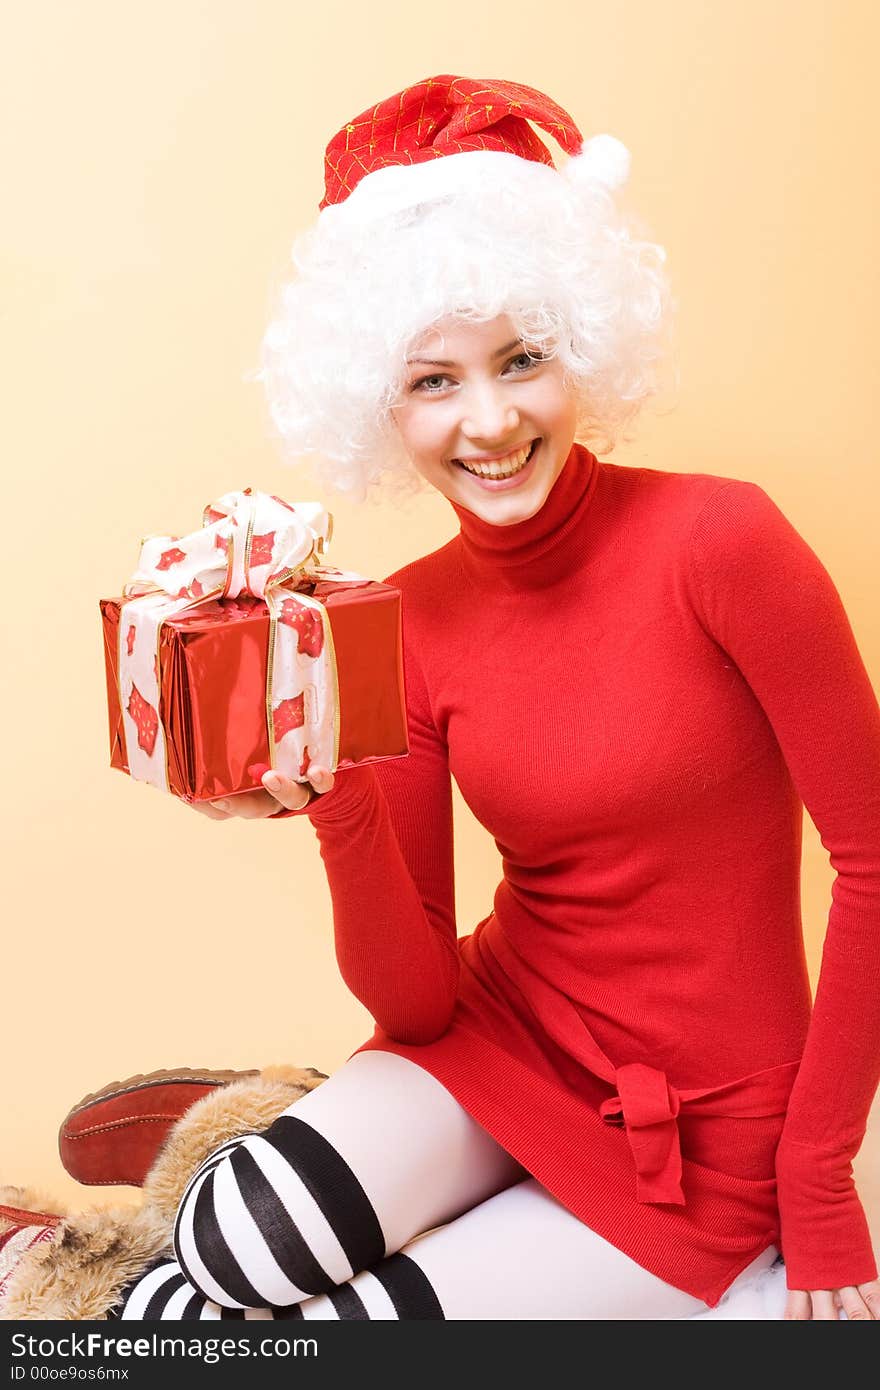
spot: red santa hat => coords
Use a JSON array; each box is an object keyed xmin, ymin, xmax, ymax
[{"xmin": 317, "ymin": 74, "xmax": 630, "ymax": 224}]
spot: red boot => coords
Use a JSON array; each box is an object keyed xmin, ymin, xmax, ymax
[{"xmin": 58, "ymin": 1068, "xmax": 260, "ymax": 1187}]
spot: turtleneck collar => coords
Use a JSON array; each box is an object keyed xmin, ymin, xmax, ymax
[{"xmin": 450, "ymin": 442, "xmax": 600, "ymax": 588}]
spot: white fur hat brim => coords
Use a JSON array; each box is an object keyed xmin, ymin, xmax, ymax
[{"xmin": 318, "ymin": 137, "xmax": 631, "ymax": 229}]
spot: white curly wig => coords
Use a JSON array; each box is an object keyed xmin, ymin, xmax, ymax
[{"xmin": 249, "ymin": 138, "xmax": 678, "ymax": 505}]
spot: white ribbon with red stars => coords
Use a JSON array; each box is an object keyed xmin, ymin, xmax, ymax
[{"xmin": 116, "ymin": 488, "xmax": 370, "ymax": 798}]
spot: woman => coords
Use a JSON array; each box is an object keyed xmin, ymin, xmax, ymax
[{"xmin": 112, "ymin": 75, "xmax": 880, "ymax": 1320}]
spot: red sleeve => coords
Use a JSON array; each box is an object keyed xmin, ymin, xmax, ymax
[
  {"xmin": 689, "ymin": 480, "xmax": 880, "ymax": 1292},
  {"xmin": 271, "ymin": 604, "xmax": 459, "ymax": 1046}
]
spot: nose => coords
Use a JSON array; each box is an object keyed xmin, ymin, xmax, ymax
[{"xmin": 460, "ymin": 383, "xmax": 521, "ymax": 446}]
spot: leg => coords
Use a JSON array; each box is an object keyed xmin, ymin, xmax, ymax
[
  {"xmin": 289, "ymin": 1178, "xmax": 782, "ymax": 1321},
  {"xmin": 113, "ymin": 1050, "xmax": 526, "ymax": 1318}
]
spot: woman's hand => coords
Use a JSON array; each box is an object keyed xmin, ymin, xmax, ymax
[
  {"xmin": 188, "ymin": 765, "xmax": 335, "ymax": 819},
  {"xmin": 784, "ymin": 1278, "xmax": 880, "ymax": 1320}
]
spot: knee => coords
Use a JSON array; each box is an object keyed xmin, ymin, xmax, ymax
[
  {"xmin": 172, "ymin": 1144, "xmax": 275, "ymax": 1306},
  {"xmin": 172, "ymin": 1127, "xmax": 376, "ymax": 1309}
]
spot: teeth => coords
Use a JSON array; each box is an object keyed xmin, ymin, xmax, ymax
[{"xmin": 456, "ymin": 443, "xmax": 533, "ymax": 478}]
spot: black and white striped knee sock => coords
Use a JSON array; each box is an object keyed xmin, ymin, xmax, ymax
[
  {"xmin": 110, "ymin": 1115, "xmax": 445, "ymax": 1319},
  {"xmin": 172, "ymin": 1116, "xmax": 389, "ymax": 1307},
  {"xmin": 111, "ymin": 1251, "xmax": 445, "ymax": 1320}
]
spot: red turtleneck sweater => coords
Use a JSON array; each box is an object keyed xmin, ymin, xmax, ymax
[{"xmin": 280, "ymin": 444, "xmax": 880, "ymax": 1306}]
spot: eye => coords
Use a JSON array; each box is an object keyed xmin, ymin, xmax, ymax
[
  {"xmin": 410, "ymin": 372, "xmax": 452, "ymax": 394},
  {"xmin": 506, "ymin": 350, "xmax": 545, "ymax": 372}
]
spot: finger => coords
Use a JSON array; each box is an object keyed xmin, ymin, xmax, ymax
[
  {"xmin": 784, "ymin": 1289, "xmax": 811, "ymax": 1320},
  {"xmin": 837, "ymin": 1286, "xmax": 872, "ymax": 1320},
  {"xmin": 260, "ymin": 770, "xmax": 313, "ymax": 811},
  {"xmin": 212, "ymin": 790, "xmax": 293, "ymax": 819},
  {"xmin": 858, "ymin": 1279, "xmax": 880, "ymax": 1320},
  {"xmin": 189, "ymin": 800, "xmax": 231, "ymax": 819},
  {"xmin": 306, "ymin": 765, "xmax": 334, "ymax": 795},
  {"xmin": 809, "ymin": 1289, "xmax": 838, "ymax": 1321}
]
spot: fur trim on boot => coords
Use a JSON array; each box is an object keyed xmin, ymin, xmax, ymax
[{"xmin": 0, "ymin": 1064, "xmax": 327, "ymax": 1320}]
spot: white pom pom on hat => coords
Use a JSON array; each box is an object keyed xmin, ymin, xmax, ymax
[{"xmin": 563, "ymin": 133, "xmax": 632, "ymax": 192}]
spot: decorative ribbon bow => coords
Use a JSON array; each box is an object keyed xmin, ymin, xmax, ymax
[
  {"xmin": 599, "ymin": 1063, "xmax": 684, "ymax": 1205},
  {"xmin": 117, "ymin": 487, "xmax": 370, "ymax": 796},
  {"xmin": 599, "ymin": 1057, "xmax": 802, "ymax": 1205},
  {"xmin": 483, "ymin": 921, "xmax": 801, "ymax": 1207}
]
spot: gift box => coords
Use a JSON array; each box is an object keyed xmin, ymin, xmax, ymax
[{"xmin": 99, "ymin": 488, "xmax": 409, "ymax": 804}]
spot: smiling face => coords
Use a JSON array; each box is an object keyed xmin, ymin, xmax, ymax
[{"xmin": 390, "ymin": 314, "xmax": 579, "ymax": 526}]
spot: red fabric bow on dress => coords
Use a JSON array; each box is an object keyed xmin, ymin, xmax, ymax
[
  {"xmin": 486, "ymin": 925, "xmax": 800, "ymax": 1206},
  {"xmin": 599, "ymin": 1063, "xmax": 684, "ymax": 1204},
  {"xmin": 599, "ymin": 1059, "xmax": 801, "ymax": 1205}
]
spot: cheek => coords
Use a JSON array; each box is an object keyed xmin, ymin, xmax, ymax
[
  {"xmin": 529, "ymin": 374, "xmax": 577, "ymax": 431},
  {"xmin": 550, "ymin": 390, "xmax": 579, "ymax": 439},
  {"xmin": 394, "ymin": 404, "xmax": 446, "ymax": 459}
]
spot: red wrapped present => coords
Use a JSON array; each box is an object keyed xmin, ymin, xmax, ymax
[{"xmin": 99, "ymin": 488, "xmax": 408, "ymax": 804}]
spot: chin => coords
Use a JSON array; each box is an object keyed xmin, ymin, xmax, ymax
[
  {"xmin": 473, "ymin": 492, "xmax": 545, "ymax": 526},
  {"xmin": 492, "ymin": 469, "xmax": 557, "ymax": 510}
]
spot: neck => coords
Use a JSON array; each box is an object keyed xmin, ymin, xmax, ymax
[{"xmin": 450, "ymin": 442, "xmax": 600, "ymax": 588}]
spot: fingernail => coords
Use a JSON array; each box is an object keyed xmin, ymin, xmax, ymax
[
  {"xmin": 214, "ymin": 800, "xmax": 229, "ymax": 811},
  {"xmin": 263, "ymin": 772, "xmax": 281, "ymax": 790}
]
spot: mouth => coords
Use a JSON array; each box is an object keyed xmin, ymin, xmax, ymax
[{"xmin": 451, "ymin": 438, "xmax": 540, "ymax": 487}]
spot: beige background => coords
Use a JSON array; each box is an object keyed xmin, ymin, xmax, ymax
[{"xmin": 3, "ymin": 0, "xmax": 878, "ymax": 1225}]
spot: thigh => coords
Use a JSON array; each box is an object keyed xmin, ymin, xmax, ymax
[
  {"xmin": 300, "ymin": 1177, "xmax": 779, "ymax": 1321},
  {"xmin": 252, "ymin": 1049, "xmax": 529, "ymax": 1252},
  {"xmin": 133, "ymin": 1050, "xmax": 527, "ymax": 1314}
]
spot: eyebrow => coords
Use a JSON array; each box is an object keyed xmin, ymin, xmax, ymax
[{"xmin": 405, "ymin": 337, "xmax": 523, "ymax": 367}]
